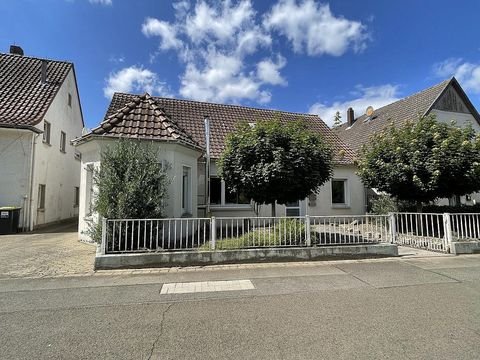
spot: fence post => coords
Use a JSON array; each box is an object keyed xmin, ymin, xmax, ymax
[
  {"xmin": 443, "ymin": 212, "xmax": 453, "ymax": 253},
  {"xmin": 388, "ymin": 212, "xmax": 396, "ymax": 244},
  {"xmin": 210, "ymin": 216, "xmax": 216, "ymax": 250},
  {"xmin": 101, "ymin": 217, "xmax": 107, "ymax": 255},
  {"xmin": 305, "ymin": 215, "xmax": 311, "ymax": 246}
]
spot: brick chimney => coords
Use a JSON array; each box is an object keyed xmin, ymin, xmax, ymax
[
  {"xmin": 347, "ymin": 107, "xmax": 355, "ymax": 126},
  {"xmin": 9, "ymin": 45, "xmax": 24, "ymax": 56}
]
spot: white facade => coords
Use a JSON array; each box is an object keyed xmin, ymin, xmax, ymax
[
  {"xmin": 204, "ymin": 162, "xmax": 364, "ymax": 218},
  {"xmin": 0, "ymin": 69, "xmax": 83, "ymax": 230},
  {"xmin": 75, "ymin": 138, "xmax": 200, "ymax": 241}
]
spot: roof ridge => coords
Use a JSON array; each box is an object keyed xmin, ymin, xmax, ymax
[
  {"xmin": 112, "ymin": 92, "xmax": 321, "ymax": 118},
  {"xmin": 0, "ymin": 52, "xmax": 73, "ymax": 65}
]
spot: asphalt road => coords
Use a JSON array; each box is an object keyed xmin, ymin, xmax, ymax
[{"xmin": 1, "ymin": 255, "xmax": 479, "ymax": 359}]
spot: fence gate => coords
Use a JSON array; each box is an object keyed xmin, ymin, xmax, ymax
[{"xmin": 392, "ymin": 213, "xmax": 450, "ymax": 253}]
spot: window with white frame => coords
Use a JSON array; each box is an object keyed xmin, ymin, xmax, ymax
[
  {"xmin": 331, "ymin": 179, "xmax": 348, "ymax": 206},
  {"xmin": 43, "ymin": 121, "xmax": 51, "ymax": 144},
  {"xmin": 182, "ymin": 166, "xmax": 192, "ymax": 214},
  {"xmin": 209, "ymin": 176, "xmax": 250, "ymax": 206},
  {"xmin": 60, "ymin": 131, "xmax": 66, "ymax": 153},
  {"xmin": 285, "ymin": 200, "xmax": 300, "ymax": 216},
  {"xmin": 38, "ymin": 184, "xmax": 46, "ymax": 210},
  {"xmin": 85, "ymin": 165, "xmax": 94, "ymax": 216}
]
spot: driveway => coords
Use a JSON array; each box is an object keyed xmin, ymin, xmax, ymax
[{"xmin": 0, "ymin": 222, "xmax": 96, "ymax": 279}]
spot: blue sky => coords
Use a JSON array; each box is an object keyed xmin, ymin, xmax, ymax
[{"xmin": 1, "ymin": 0, "xmax": 480, "ymax": 128}]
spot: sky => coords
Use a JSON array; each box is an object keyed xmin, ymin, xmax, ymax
[{"xmin": 1, "ymin": 0, "xmax": 480, "ymax": 129}]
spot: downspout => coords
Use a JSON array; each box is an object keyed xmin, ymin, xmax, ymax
[
  {"xmin": 27, "ymin": 132, "xmax": 38, "ymax": 231},
  {"xmin": 204, "ymin": 116, "xmax": 211, "ymax": 215}
]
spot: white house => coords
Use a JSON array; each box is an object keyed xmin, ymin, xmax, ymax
[
  {"xmin": 335, "ymin": 77, "xmax": 480, "ymax": 207},
  {"xmin": 0, "ymin": 46, "xmax": 84, "ymax": 230},
  {"xmin": 73, "ymin": 93, "xmax": 364, "ymax": 241}
]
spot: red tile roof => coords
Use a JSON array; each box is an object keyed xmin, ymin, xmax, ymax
[
  {"xmin": 89, "ymin": 93, "xmax": 199, "ymax": 148},
  {"xmin": 93, "ymin": 93, "xmax": 356, "ymax": 164},
  {"xmin": 0, "ymin": 53, "xmax": 73, "ymax": 128}
]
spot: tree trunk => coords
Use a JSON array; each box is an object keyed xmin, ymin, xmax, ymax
[
  {"xmin": 271, "ymin": 202, "xmax": 276, "ymax": 217},
  {"xmin": 416, "ymin": 201, "xmax": 423, "ymax": 213}
]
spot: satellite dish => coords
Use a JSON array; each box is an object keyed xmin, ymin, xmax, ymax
[{"xmin": 365, "ymin": 106, "xmax": 374, "ymax": 117}]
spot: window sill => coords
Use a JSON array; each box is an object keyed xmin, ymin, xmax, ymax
[
  {"xmin": 42, "ymin": 141, "xmax": 51, "ymax": 146},
  {"xmin": 210, "ymin": 204, "xmax": 252, "ymax": 211},
  {"xmin": 331, "ymin": 204, "xmax": 350, "ymax": 209},
  {"xmin": 37, "ymin": 208, "xmax": 45, "ymax": 212},
  {"xmin": 181, "ymin": 212, "xmax": 193, "ymax": 218},
  {"xmin": 60, "ymin": 150, "xmax": 66, "ymax": 154}
]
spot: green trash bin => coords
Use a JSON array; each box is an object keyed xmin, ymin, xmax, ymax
[{"xmin": 0, "ymin": 207, "xmax": 21, "ymax": 235}]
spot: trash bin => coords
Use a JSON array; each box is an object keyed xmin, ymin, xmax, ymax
[{"xmin": 0, "ymin": 207, "xmax": 21, "ymax": 235}]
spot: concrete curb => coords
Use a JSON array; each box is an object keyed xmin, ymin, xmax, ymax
[
  {"xmin": 95, "ymin": 244, "xmax": 399, "ymax": 270},
  {"xmin": 451, "ymin": 241, "xmax": 480, "ymax": 255}
]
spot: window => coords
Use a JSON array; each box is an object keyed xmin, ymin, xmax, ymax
[
  {"xmin": 74, "ymin": 187, "xmax": 79, "ymax": 207},
  {"xmin": 60, "ymin": 131, "xmax": 66, "ymax": 153},
  {"xmin": 210, "ymin": 177, "xmax": 221, "ymax": 205},
  {"xmin": 331, "ymin": 179, "xmax": 347, "ymax": 205},
  {"xmin": 68, "ymin": 93, "xmax": 72, "ymax": 107},
  {"xmin": 285, "ymin": 200, "xmax": 300, "ymax": 216},
  {"xmin": 182, "ymin": 166, "xmax": 191, "ymax": 214},
  {"xmin": 38, "ymin": 184, "xmax": 46, "ymax": 210},
  {"xmin": 85, "ymin": 165, "xmax": 94, "ymax": 216},
  {"xmin": 43, "ymin": 121, "xmax": 51, "ymax": 144},
  {"xmin": 225, "ymin": 187, "xmax": 249, "ymax": 204}
]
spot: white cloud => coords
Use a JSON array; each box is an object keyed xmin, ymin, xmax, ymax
[
  {"xmin": 264, "ymin": 0, "xmax": 368, "ymax": 56},
  {"xmin": 257, "ymin": 55, "xmax": 287, "ymax": 85},
  {"xmin": 103, "ymin": 66, "xmax": 172, "ymax": 99},
  {"xmin": 142, "ymin": 18, "xmax": 183, "ymax": 50},
  {"xmin": 433, "ymin": 58, "xmax": 480, "ymax": 93},
  {"xmin": 309, "ymin": 84, "xmax": 400, "ymax": 127},
  {"xmin": 141, "ymin": 1, "xmax": 280, "ymax": 105},
  {"xmin": 89, "ymin": 0, "xmax": 112, "ymax": 5}
]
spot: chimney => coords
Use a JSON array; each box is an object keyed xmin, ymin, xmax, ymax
[
  {"xmin": 9, "ymin": 45, "xmax": 24, "ymax": 56},
  {"xmin": 41, "ymin": 60, "xmax": 47, "ymax": 83},
  {"xmin": 347, "ymin": 107, "xmax": 355, "ymax": 126}
]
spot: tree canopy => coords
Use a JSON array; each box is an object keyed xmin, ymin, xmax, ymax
[
  {"xmin": 357, "ymin": 114, "xmax": 480, "ymax": 210},
  {"xmin": 218, "ymin": 120, "xmax": 333, "ymax": 215}
]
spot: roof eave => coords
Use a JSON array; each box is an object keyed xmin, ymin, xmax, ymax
[{"xmin": 0, "ymin": 123, "xmax": 43, "ymax": 134}]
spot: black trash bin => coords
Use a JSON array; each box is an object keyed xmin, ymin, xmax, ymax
[{"xmin": 0, "ymin": 207, "xmax": 21, "ymax": 235}]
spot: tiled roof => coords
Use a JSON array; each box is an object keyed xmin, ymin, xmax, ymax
[
  {"xmin": 89, "ymin": 93, "xmax": 198, "ymax": 148},
  {"xmin": 334, "ymin": 79, "xmax": 452, "ymax": 154},
  {"xmin": 100, "ymin": 93, "xmax": 356, "ymax": 164},
  {"xmin": 0, "ymin": 52, "xmax": 72, "ymax": 127}
]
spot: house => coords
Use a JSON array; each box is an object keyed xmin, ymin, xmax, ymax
[
  {"xmin": 334, "ymin": 77, "xmax": 480, "ymax": 206},
  {"xmin": 0, "ymin": 46, "xmax": 84, "ymax": 231},
  {"xmin": 73, "ymin": 93, "xmax": 364, "ymax": 241}
]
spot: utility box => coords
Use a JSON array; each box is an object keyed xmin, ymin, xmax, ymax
[{"xmin": 0, "ymin": 207, "xmax": 21, "ymax": 235}]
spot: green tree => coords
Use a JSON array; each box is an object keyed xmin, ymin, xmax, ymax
[
  {"xmin": 357, "ymin": 114, "xmax": 480, "ymax": 212},
  {"xmin": 88, "ymin": 139, "xmax": 170, "ymax": 242},
  {"xmin": 218, "ymin": 120, "xmax": 334, "ymax": 216},
  {"xmin": 333, "ymin": 111, "xmax": 342, "ymax": 128}
]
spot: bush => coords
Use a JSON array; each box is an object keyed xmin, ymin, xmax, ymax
[
  {"xmin": 86, "ymin": 139, "xmax": 170, "ymax": 243},
  {"xmin": 200, "ymin": 219, "xmax": 306, "ymax": 250},
  {"xmin": 370, "ymin": 195, "xmax": 398, "ymax": 214}
]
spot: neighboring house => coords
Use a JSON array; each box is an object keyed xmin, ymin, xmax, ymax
[
  {"xmin": 335, "ymin": 77, "xmax": 480, "ymax": 207},
  {"xmin": 73, "ymin": 93, "xmax": 363, "ymax": 241},
  {"xmin": 0, "ymin": 46, "xmax": 84, "ymax": 230}
]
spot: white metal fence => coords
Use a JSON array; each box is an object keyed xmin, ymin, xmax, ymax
[{"xmin": 100, "ymin": 213, "xmax": 480, "ymax": 255}]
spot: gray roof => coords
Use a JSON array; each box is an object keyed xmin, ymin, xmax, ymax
[{"xmin": 334, "ymin": 78, "xmax": 479, "ymax": 154}]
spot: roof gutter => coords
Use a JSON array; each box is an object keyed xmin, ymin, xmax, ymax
[{"xmin": 0, "ymin": 123, "xmax": 42, "ymax": 134}]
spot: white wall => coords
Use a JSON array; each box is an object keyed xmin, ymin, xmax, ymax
[
  {"xmin": 75, "ymin": 139, "xmax": 200, "ymax": 241},
  {"xmin": 30, "ymin": 69, "xmax": 84, "ymax": 228},
  {"xmin": 430, "ymin": 109, "xmax": 480, "ymax": 132},
  {"xmin": 0, "ymin": 128, "xmax": 34, "ymax": 229},
  {"xmin": 208, "ymin": 163, "xmax": 365, "ymax": 218}
]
